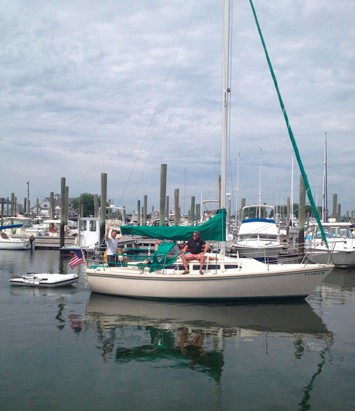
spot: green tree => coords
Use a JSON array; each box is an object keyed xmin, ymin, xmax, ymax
[{"xmin": 72, "ymin": 193, "xmax": 96, "ymax": 217}]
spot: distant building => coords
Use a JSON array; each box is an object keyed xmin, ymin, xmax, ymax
[{"xmin": 30, "ymin": 195, "xmax": 61, "ymax": 218}]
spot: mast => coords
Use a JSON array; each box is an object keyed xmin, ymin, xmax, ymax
[
  {"xmin": 235, "ymin": 152, "xmax": 240, "ymax": 225},
  {"xmin": 322, "ymin": 132, "xmax": 328, "ymax": 222},
  {"xmin": 221, "ymin": 0, "xmax": 232, "ymax": 211},
  {"xmin": 221, "ymin": 0, "xmax": 232, "ymax": 251},
  {"xmin": 258, "ymin": 148, "xmax": 262, "ymax": 216}
]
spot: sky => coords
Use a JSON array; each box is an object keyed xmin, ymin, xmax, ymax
[{"xmin": 1, "ymin": 0, "xmax": 354, "ymax": 217}]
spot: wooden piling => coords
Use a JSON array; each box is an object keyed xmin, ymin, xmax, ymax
[
  {"xmin": 11, "ymin": 193, "xmax": 15, "ymax": 216},
  {"xmin": 332, "ymin": 194, "xmax": 338, "ymax": 220},
  {"xmin": 143, "ymin": 195, "xmax": 147, "ymax": 226},
  {"xmin": 94, "ymin": 194, "xmax": 99, "ymax": 217},
  {"xmin": 298, "ymin": 176, "xmax": 306, "ymax": 257},
  {"xmin": 174, "ymin": 189, "xmax": 179, "ymax": 226},
  {"xmin": 190, "ymin": 196, "xmax": 195, "ymax": 225},
  {"xmin": 137, "ymin": 200, "xmax": 141, "ymax": 225},
  {"xmin": 159, "ymin": 164, "xmax": 167, "ymax": 226},
  {"xmin": 50, "ymin": 192, "xmax": 55, "ymax": 219},
  {"xmin": 60, "ymin": 178, "xmax": 66, "ymax": 247},
  {"xmin": 1, "ymin": 198, "xmax": 4, "ymax": 225},
  {"xmin": 286, "ymin": 197, "xmax": 291, "ymax": 235},
  {"xmin": 100, "ymin": 173, "xmax": 107, "ymax": 242},
  {"xmin": 166, "ymin": 196, "xmax": 169, "ymax": 224}
]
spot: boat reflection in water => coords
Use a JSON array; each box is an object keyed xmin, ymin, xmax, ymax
[
  {"xmin": 314, "ymin": 267, "xmax": 355, "ymax": 306},
  {"xmin": 84, "ymin": 294, "xmax": 333, "ymax": 380}
]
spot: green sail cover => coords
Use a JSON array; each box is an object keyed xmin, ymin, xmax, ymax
[{"xmin": 121, "ymin": 209, "xmax": 226, "ymax": 241}]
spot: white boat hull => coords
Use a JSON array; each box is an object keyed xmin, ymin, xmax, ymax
[
  {"xmin": 233, "ymin": 207, "xmax": 283, "ymax": 261},
  {"xmin": 0, "ymin": 238, "xmax": 31, "ymax": 250},
  {"xmin": 306, "ymin": 222, "xmax": 355, "ymax": 268},
  {"xmin": 86, "ymin": 257, "xmax": 333, "ymax": 301},
  {"xmin": 307, "ymin": 249, "xmax": 355, "ymax": 268},
  {"xmin": 9, "ymin": 273, "xmax": 79, "ymax": 287},
  {"xmin": 231, "ymin": 243, "xmax": 283, "ymax": 260}
]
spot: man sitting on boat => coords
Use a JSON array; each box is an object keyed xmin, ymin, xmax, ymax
[{"xmin": 180, "ymin": 231, "xmax": 209, "ymax": 275}]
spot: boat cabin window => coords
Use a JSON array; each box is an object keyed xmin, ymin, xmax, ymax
[
  {"xmin": 242, "ymin": 206, "xmax": 275, "ymax": 220},
  {"xmin": 315, "ymin": 230, "xmax": 331, "ymax": 239},
  {"xmin": 336, "ymin": 228, "xmax": 351, "ymax": 238},
  {"xmin": 239, "ymin": 234, "xmax": 278, "ymax": 240},
  {"xmin": 80, "ymin": 221, "xmax": 87, "ymax": 231},
  {"xmin": 320, "ymin": 227, "xmax": 353, "ymax": 238},
  {"xmin": 89, "ymin": 220, "xmax": 97, "ymax": 232}
]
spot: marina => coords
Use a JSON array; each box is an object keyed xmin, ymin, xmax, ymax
[
  {"xmin": 0, "ymin": 249, "xmax": 354, "ymax": 410},
  {"xmin": 1, "ymin": 0, "xmax": 354, "ymax": 408}
]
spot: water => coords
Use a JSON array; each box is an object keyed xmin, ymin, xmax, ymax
[{"xmin": 1, "ymin": 250, "xmax": 354, "ymax": 411}]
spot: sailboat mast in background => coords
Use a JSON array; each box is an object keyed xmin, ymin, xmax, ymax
[{"xmin": 322, "ymin": 132, "xmax": 328, "ymax": 222}]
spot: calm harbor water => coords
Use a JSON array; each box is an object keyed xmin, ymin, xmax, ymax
[{"xmin": 1, "ymin": 250, "xmax": 354, "ymax": 411}]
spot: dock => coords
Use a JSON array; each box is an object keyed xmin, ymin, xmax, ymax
[
  {"xmin": 30, "ymin": 235, "xmax": 156, "ymax": 251},
  {"xmin": 33, "ymin": 236, "xmax": 76, "ymax": 250}
]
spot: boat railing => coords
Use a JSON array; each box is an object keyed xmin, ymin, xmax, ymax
[
  {"xmin": 304, "ymin": 239, "xmax": 338, "ymax": 265},
  {"xmin": 86, "ymin": 246, "xmax": 179, "ymax": 273}
]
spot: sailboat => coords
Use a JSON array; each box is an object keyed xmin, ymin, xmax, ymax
[
  {"xmin": 85, "ymin": 0, "xmax": 333, "ymax": 300},
  {"xmin": 305, "ymin": 134, "xmax": 355, "ymax": 268}
]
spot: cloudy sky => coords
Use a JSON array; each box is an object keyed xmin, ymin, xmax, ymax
[{"xmin": 1, "ymin": 0, "xmax": 354, "ymax": 216}]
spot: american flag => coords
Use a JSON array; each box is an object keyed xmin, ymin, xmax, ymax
[{"xmin": 68, "ymin": 249, "xmax": 85, "ymax": 268}]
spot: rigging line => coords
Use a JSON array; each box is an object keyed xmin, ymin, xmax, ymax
[
  {"xmin": 248, "ymin": 0, "xmax": 328, "ymax": 247},
  {"xmin": 120, "ymin": 0, "xmax": 202, "ymax": 204},
  {"xmin": 140, "ymin": 0, "xmax": 202, "ymax": 178}
]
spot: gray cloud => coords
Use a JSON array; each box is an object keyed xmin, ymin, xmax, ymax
[{"xmin": 1, "ymin": 0, "xmax": 354, "ymax": 215}]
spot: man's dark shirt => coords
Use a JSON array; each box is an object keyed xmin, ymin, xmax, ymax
[{"xmin": 186, "ymin": 238, "xmax": 206, "ymax": 254}]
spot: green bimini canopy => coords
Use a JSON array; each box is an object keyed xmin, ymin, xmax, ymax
[
  {"xmin": 149, "ymin": 242, "xmax": 181, "ymax": 272},
  {"xmin": 121, "ymin": 209, "xmax": 226, "ymax": 242}
]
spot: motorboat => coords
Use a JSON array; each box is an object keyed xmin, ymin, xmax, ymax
[
  {"xmin": 0, "ymin": 225, "xmax": 31, "ymax": 250},
  {"xmin": 306, "ymin": 221, "xmax": 355, "ymax": 268},
  {"xmin": 9, "ymin": 273, "xmax": 79, "ymax": 287},
  {"xmin": 230, "ymin": 204, "xmax": 283, "ymax": 262}
]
